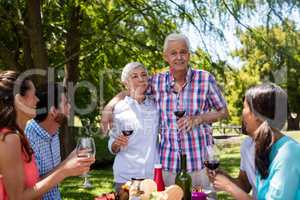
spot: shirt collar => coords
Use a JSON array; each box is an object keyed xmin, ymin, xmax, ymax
[
  {"xmin": 269, "ymin": 135, "xmax": 288, "ymax": 161},
  {"xmin": 29, "ymin": 119, "xmax": 58, "ymax": 141},
  {"xmin": 124, "ymin": 95, "xmax": 152, "ymax": 106},
  {"xmin": 168, "ymin": 66, "xmax": 193, "ymax": 93}
]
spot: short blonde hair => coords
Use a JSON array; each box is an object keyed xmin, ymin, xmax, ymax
[
  {"xmin": 163, "ymin": 33, "xmax": 190, "ymax": 53},
  {"xmin": 121, "ymin": 62, "xmax": 147, "ymax": 82}
]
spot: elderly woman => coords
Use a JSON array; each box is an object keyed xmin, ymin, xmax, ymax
[
  {"xmin": 210, "ymin": 83, "xmax": 300, "ymax": 199},
  {"xmin": 108, "ymin": 62, "xmax": 159, "ymax": 192}
]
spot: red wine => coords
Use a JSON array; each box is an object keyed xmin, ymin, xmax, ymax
[
  {"xmin": 204, "ymin": 160, "xmax": 220, "ymax": 170},
  {"xmin": 174, "ymin": 110, "xmax": 186, "ymax": 118},
  {"xmin": 122, "ymin": 130, "xmax": 134, "ymax": 136}
]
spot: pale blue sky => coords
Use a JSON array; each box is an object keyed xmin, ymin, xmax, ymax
[{"xmin": 180, "ymin": 5, "xmax": 300, "ymax": 68}]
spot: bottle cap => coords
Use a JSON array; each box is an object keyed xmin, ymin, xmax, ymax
[{"xmin": 154, "ymin": 164, "xmax": 162, "ymax": 168}]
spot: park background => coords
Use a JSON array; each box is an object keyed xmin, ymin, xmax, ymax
[{"xmin": 0, "ymin": 0, "xmax": 299, "ymax": 199}]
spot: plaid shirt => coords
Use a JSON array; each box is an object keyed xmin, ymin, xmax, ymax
[
  {"xmin": 149, "ymin": 67, "xmax": 227, "ymax": 172},
  {"xmin": 25, "ymin": 120, "xmax": 62, "ymax": 200}
]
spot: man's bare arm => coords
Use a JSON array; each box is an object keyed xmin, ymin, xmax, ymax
[
  {"xmin": 179, "ymin": 108, "xmax": 229, "ymax": 132},
  {"xmin": 100, "ymin": 91, "xmax": 127, "ymax": 134}
]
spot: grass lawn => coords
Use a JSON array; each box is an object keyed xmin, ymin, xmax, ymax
[
  {"xmin": 285, "ymin": 130, "xmax": 300, "ymax": 142},
  {"xmin": 60, "ymin": 131, "xmax": 300, "ymax": 199},
  {"xmin": 60, "ymin": 169, "xmax": 114, "ymax": 200}
]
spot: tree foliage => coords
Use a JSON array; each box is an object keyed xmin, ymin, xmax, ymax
[
  {"xmin": 0, "ymin": 0, "xmax": 299, "ymax": 133},
  {"xmin": 0, "ymin": 0, "xmax": 179, "ymax": 119},
  {"xmin": 229, "ymin": 20, "xmax": 300, "ymax": 129}
]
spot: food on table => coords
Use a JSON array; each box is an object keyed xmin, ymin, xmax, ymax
[
  {"xmin": 140, "ymin": 179, "xmax": 158, "ymax": 199},
  {"xmin": 192, "ymin": 185, "xmax": 203, "ymax": 192},
  {"xmin": 97, "ymin": 182, "xmax": 183, "ymax": 200},
  {"xmin": 165, "ymin": 185, "xmax": 184, "ymax": 200},
  {"xmin": 94, "ymin": 192, "xmax": 117, "ymax": 200},
  {"xmin": 149, "ymin": 191, "xmax": 168, "ymax": 200}
]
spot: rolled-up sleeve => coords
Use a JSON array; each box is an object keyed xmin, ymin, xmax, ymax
[
  {"xmin": 207, "ymin": 73, "xmax": 227, "ymax": 111},
  {"xmin": 108, "ymin": 116, "xmax": 120, "ymax": 155}
]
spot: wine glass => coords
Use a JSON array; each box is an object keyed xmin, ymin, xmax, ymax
[
  {"xmin": 121, "ymin": 121, "xmax": 135, "ymax": 137},
  {"xmin": 204, "ymin": 145, "xmax": 220, "ymax": 171},
  {"xmin": 174, "ymin": 110, "xmax": 186, "ymax": 153},
  {"xmin": 174, "ymin": 110, "xmax": 186, "ymax": 119},
  {"xmin": 120, "ymin": 122, "xmax": 135, "ymax": 151},
  {"xmin": 76, "ymin": 137, "xmax": 96, "ymax": 188},
  {"xmin": 204, "ymin": 143, "xmax": 220, "ymax": 193}
]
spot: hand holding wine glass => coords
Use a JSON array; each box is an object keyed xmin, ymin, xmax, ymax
[
  {"xmin": 111, "ymin": 135, "xmax": 129, "ymax": 153},
  {"xmin": 174, "ymin": 110, "xmax": 186, "ymax": 132},
  {"xmin": 76, "ymin": 137, "xmax": 96, "ymax": 188},
  {"xmin": 204, "ymin": 143, "xmax": 220, "ymax": 192}
]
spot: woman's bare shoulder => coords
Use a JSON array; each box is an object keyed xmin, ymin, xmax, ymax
[{"xmin": 0, "ymin": 133, "xmax": 21, "ymax": 152}]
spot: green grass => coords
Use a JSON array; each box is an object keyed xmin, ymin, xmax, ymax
[
  {"xmin": 60, "ymin": 131, "xmax": 300, "ymax": 199},
  {"xmin": 215, "ymin": 142, "xmax": 241, "ymax": 200},
  {"xmin": 285, "ymin": 130, "xmax": 300, "ymax": 142},
  {"xmin": 60, "ymin": 169, "xmax": 114, "ymax": 200}
]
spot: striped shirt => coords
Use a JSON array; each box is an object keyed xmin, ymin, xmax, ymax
[
  {"xmin": 25, "ymin": 120, "xmax": 62, "ymax": 200},
  {"xmin": 149, "ymin": 67, "xmax": 227, "ymax": 172}
]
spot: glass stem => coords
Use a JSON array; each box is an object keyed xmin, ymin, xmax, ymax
[{"xmin": 84, "ymin": 176, "xmax": 88, "ymax": 184}]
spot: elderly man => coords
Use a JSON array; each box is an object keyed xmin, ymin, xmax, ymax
[{"xmin": 102, "ymin": 33, "xmax": 228, "ymax": 190}]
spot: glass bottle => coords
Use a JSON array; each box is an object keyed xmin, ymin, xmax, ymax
[
  {"xmin": 175, "ymin": 153, "xmax": 192, "ymax": 200},
  {"xmin": 154, "ymin": 164, "xmax": 165, "ymax": 191}
]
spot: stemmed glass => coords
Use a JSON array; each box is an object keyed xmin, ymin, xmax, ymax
[
  {"xmin": 204, "ymin": 143, "xmax": 220, "ymax": 192},
  {"xmin": 174, "ymin": 110, "xmax": 186, "ymax": 119},
  {"xmin": 76, "ymin": 137, "xmax": 96, "ymax": 188},
  {"xmin": 120, "ymin": 122, "xmax": 135, "ymax": 150},
  {"xmin": 121, "ymin": 123, "xmax": 134, "ymax": 137}
]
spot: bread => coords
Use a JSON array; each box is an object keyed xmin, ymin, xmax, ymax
[
  {"xmin": 165, "ymin": 185, "xmax": 183, "ymax": 200},
  {"xmin": 140, "ymin": 179, "xmax": 157, "ymax": 199}
]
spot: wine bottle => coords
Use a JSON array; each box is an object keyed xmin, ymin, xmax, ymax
[{"xmin": 175, "ymin": 153, "xmax": 192, "ymax": 200}]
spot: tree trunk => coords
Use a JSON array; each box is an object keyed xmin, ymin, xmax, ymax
[
  {"xmin": 287, "ymin": 112, "xmax": 300, "ymax": 130},
  {"xmin": 22, "ymin": 13, "xmax": 35, "ymax": 70},
  {"xmin": 60, "ymin": 5, "xmax": 81, "ymax": 160},
  {"xmin": 25, "ymin": 0, "xmax": 49, "ymax": 85}
]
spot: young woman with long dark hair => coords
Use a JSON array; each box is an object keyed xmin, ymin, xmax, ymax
[{"xmin": 210, "ymin": 83, "xmax": 300, "ymax": 199}]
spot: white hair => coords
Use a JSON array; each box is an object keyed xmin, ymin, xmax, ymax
[
  {"xmin": 121, "ymin": 62, "xmax": 147, "ymax": 82},
  {"xmin": 163, "ymin": 33, "xmax": 191, "ymax": 53}
]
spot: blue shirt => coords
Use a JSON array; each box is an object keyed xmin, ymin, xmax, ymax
[
  {"xmin": 25, "ymin": 120, "xmax": 62, "ymax": 200},
  {"xmin": 256, "ymin": 136, "xmax": 300, "ymax": 200}
]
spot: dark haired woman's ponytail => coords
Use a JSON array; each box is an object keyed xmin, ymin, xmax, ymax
[
  {"xmin": 16, "ymin": 126, "xmax": 33, "ymax": 162},
  {"xmin": 254, "ymin": 121, "xmax": 273, "ymax": 179},
  {"xmin": 0, "ymin": 70, "xmax": 34, "ymax": 162}
]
